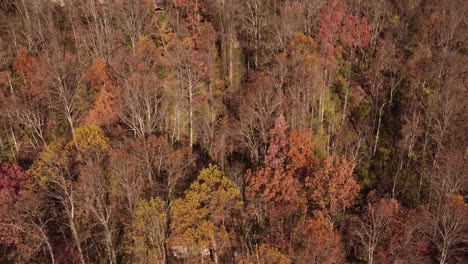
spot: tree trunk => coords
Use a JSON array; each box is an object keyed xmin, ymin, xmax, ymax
[
  {"xmin": 341, "ymin": 78, "xmax": 349, "ymax": 128},
  {"xmin": 66, "ymin": 110, "xmax": 77, "ymax": 149},
  {"xmin": 104, "ymin": 226, "xmax": 117, "ymax": 264},
  {"xmin": 229, "ymin": 35, "xmax": 234, "ymax": 90},
  {"xmin": 439, "ymin": 245, "xmax": 447, "ymax": 264},
  {"xmin": 144, "ymin": 139, "xmax": 155, "ymax": 194},
  {"xmin": 211, "ymin": 235, "xmax": 219, "ymax": 264},
  {"xmin": 392, "ymin": 156, "xmax": 403, "ymax": 198},
  {"xmin": 189, "ymin": 82, "xmax": 194, "ymax": 149},
  {"xmin": 69, "ymin": 217, "xmax": 85, "ymax": 264},
  {"xmin": 43, "ymin": 234, "xmax": 55, "ymax": 264},
  {"xmin": 368, "ymin": 248, "xmax": 374, "ymax": 264},
  {"xmin": 373, "ymin": 103, "xmax": 386, "ymax": 156}
]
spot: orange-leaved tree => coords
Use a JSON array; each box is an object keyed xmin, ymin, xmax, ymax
[
  {"xmin": 13, "ymin": 47, "xmax": 46, "ymax": 96},
  {"xmin": 306, "ymin": 155, "xmax": 360, "ymax": 225},
  {"xmin": 86, "ymin": 58, "xmax": 119, "ymax": 127},
  {"xmin": 246, "ymin": 115, "xmax": 312, "ymax": 249},
  {"xmin": 292, "ymin": 212, "xmax": 345, "ymax": 264},
  {"xmin": 246, "ymin": 115, "xmax": 304, "ymax": 220}
]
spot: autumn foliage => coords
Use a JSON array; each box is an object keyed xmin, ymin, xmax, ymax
[
  {"xmin": 246, "ymin": 116, "xmax": 305, "ymax": 221},
  {"xmin": 171, "ymin": 164, "xmax": 242, "ymax": 262},
  {"xmin": 307, "ymin": 155, "xmax": 360, "ymax": 223},
  {"xmin": 13, "ymin": 48, "xmax": 45, "ymax": 96},
  {"xmin": 293, "ymin": 212, "xmax": 345, "ymax": 264},
  {"xmin": 0, "ymin": 0, "xmax": 466, "ymax": 263},
  {"xmin": 318, "ymin": 0, "xmax": 371, "ymax": 65}
]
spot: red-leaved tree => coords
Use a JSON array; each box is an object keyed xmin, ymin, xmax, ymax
[{"xmin": 318, "ymin": 0, "xmax": 371, "ymax": 65}]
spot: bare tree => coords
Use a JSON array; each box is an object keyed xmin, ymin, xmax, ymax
[
  {"xmin": 169, "ymin": 36, "xmax": 209, "ymax": 148},
  {"xmin": 430, "ymin": 195, "xmax": 468, "ymax": 264},
  {"xmin": 354, "ymin": 198, "xmax": 401, "ymax": 264},
  {"xmin": 79, "ymin": 159, "xmax": 118, "ymax": 264},
  {"xmin": 119, "ymin": 73, "xmax": 166, "ymax": 137},
  {"xmin": 238, "ymin": 73, "xmax": 282, "ymax": 162},
  {"xmin": 16, "ymin": 190, "xmax": 56, "ymax": 264},
  {"xmin": 110, "ymin": 145, "xmax": 146, "ymax": 215},
  {"xmin": 44, "ymin": 52, "xmax": 83, "ymax": 139},
  {"xmin": 7, "ymin": 107, "xmax": 47, "ymax": 149},
  {"xmin": 72, "ymin": 0, "xmax": 119, "ymax": 60},
  {"xmin": 115, "ymin": 0, "xmax": 155, "ymax": 49}
]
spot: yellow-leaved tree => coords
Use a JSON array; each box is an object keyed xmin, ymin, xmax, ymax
[
  {"xmin": 170, "ymin": 164, "xmax": 242, "ymax": 263},
  {"xmin": 127, "ymin": 197, "xmax": 167, "ymax": 264},
  {"xmin": 29, "ymin": 125, "xmax": 113, "ymax": 264},
  {"xmin": 71, "ymin": 124, "xmax": 110, "ymax": 160},
  {"xmin": 72, "ymin": 125, "xmax": 118, "ymax": 263},
  {"xmin": 29, "ymin": 140, "xmax": 85, "ymax": 264},
  {"xmin": 256, "ymin": 244, "xmax": 292, "ymax": 264}
]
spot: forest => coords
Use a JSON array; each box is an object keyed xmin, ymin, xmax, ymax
[{"xmin": 0, "ymin": 0, "xmax": 466, "ymax": 263}]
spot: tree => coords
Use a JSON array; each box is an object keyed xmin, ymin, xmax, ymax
[
  {"xmin": 27, "ymin": 125, "xmax": 111, "ymax": 264},
  {"xmin": 72, "ymin": 124, "xmax": 109, "ymax": 159},
  {"xmin": 0, "ymin": 164, "xmax": 33, "ymax": 261},
  {"xmin": 431, "ymin": 150, "xmax": 468, "ymax": 208},
  {"xmin": 430, "ymin": 195, "xmax": 467, "ymax": 264},
  {"xmin": 13, "ymin": 47, "xmax": 45, "ymax": 96},
  {"xmin": 86, "ymin": 58, "xmax": 119, "ymax": 127},
  {"xmin": 359, "ymin": 0, "xmax": 391, "ymax": 57},
  {"xmin": 234, "ymin": 0, "xmax": 274, "ymax": 70},
  {"xmin": 246, "ymin": 115, "xmax": 306, "ymax": 249},
  {"xmin": 87, "ymin": 57, "xmax": 115, "ymax": 92},
  {"xmin": 171, "ymin": 164, "xmax": 242, "ymax": 263},
  {"xmin": 287, "ymin": 130, "xmax": 317, "ymax": 175},
  {"xmin": 256, "ymin": 243, "xmax": 291, "ymax": 264},
  {"xmin": 167, "ymin": 2, "xmax": 218, "ymax": 148},
  {"xmin": 246, "ymin": 116, "xmax": 304, "ymax": 217},
  {"xmin": 157, "ymin": 142, "xmax": 194, "ymax": 205},
  {"xmin": 4, "ymin": 96, "xmax": 47, "ymax": 149},
  {"xmin": 112, "ymin": 37, "xmax": 168, "ymax": 138},
  {"xmin": 8, "ymin": 189, "xmax": 55, "ymax": 264},
  {"xmin": 72, "ymin": 125, "xmax": 119, "ymax": 263},
  {"xmin": 318, "ymin": 0, "xmax": 371, "ymax": 66},
  {"xmin": 202, "ymin": 0, "xmax": 244, "ymax": 91},
  {"xmin": 317, "ymin": 0, "xmax": 371, "ymax": 132},
  {"xmin": 7, "ymin": 48, "xmax": 48, "ymax": 149},
  {"xmin": 86, "ymin": 88, "xmax": 119, "ymax": 127},
  {"xmin": 10, "ymin": 0, "xmax": 65, "ymax": 53},
  {"xmin": 72, "ymin": 0, "xmax": 119, "ymax": 60},
  {"xmin": 354, "ymin": 197, "xmax": 401, "ymax": 264},
  {"xmin": 0, "ymin": 164, "xmax": 30, "ymax": 192},
  {"xmin": 306, "ymin": 155, "xmax": 359, "ymax": 225},
  {"xmin": 195, "ymin": 23, "xmax": 226, "ymax": 161},
  {"xmin": 276, "ymin": 33, "xmax": 323, "ymax": 130},
  {"xmin": 110, "ymin": 142, "xmax": 146, "ymax": 215},
  {"xmin": 292, "ymin": 212, "xmax": 345, "ymax": 264},
  {"xmin": 238, "ymin": 73, "xmax": 283, "ymax": 162},
  {"xmin": 155, "ymin": 5, "xmax": 218, "ymax": 148},
  {"xmin": 175, "ymin": 0, "xmax": 205, "ymax": 30},
  {"xmin": 44, "ymin": 51, "xmax": 83, "ymax": 138},
  {"xmin": 122, "ymin": 135, "xmax": 193, "ymax": 198},
  {"xmin": 169, "ymin": 29, "xmax": 210, "ymax": 148},
  {"xmin": 28, "ymin": 141, "xmax": 87, "ymax": 264},
  {"xmin": 127, "ymin": 197, "xmax": 167, "ymax": 264},
  {"xmin": 119, "ymin": 72, "xmax": 165, "ymax": 137},
  {"xmin": 0, "ymin": 167, "xmax": 55, "ymax": 263},
  {"xmin": 115, "ymin": 0, "xmax": 156, "ymax": 49}
]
